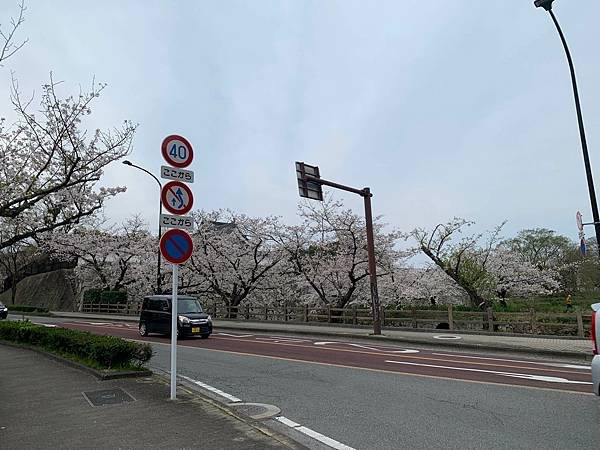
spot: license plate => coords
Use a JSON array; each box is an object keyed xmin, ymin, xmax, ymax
[{"xmin": 192, "ymin": 327, "xmax": 200, "ymax": 333}]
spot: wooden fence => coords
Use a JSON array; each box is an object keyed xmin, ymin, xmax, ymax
[{"xmin": 81, "ymin": 302, "xmax": 593, "ymax": 338}]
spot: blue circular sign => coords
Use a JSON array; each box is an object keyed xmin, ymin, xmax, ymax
[{"xmin": 160, "ymin": 229, "xmax": 193, "ymax": 264}]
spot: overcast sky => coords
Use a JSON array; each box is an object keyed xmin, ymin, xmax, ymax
[{"xmin": 2, "ymin": 0, "xmax": 600, "ymax": 244}]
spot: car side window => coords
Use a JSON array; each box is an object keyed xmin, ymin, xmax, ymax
[{"xmin": 160, "ymin": 300, "xmax": 169, "ymax": 311}]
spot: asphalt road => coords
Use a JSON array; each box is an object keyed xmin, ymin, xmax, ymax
[{"xmin": 11, "ymin": 315, "xmax": 600, "ymax": 449}]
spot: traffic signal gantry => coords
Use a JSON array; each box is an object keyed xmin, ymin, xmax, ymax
[{"xmin": 295, "ymin": 161, "xmax": 382, "ymax": 335}]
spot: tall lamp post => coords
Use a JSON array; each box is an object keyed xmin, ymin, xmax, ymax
[
  {"xmin": 122, "ymin": 160, "xmax": 163, "ymax": 293},
  {"xmin": 534, "ymin": 0, "xmax": 600, "ymax": 257}
]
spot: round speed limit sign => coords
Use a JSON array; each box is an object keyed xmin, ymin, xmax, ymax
[{"xmin": 162, "ymin": 135, "xmax": 194, "ymax": 168}]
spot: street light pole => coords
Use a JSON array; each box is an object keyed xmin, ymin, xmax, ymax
[
  {"xmin": 534, "ymin": 0, "xmax": 600, "ymax": 256},
  {"xmin": 122, "ymin": 160, "xmax": 163, "ymax": 293}
]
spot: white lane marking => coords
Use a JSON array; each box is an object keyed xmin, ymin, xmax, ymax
[
  {"xmin": 179, "ymin": 375, "xmax": 242, "ymax": 402},
  {"xmin": 255, "ymin": 337, "xmax": 310, "ymax": 343},
  {"xmin": 314, "ymin": 341, "xmax": 419, "ymax": 354},
  {"xmin": 385, "ymin": 360, "xmax": 593, "ymax": 385},
  {"xmin": 275, "ymin": 416, "xmax": 301, "ymax": 427},
  {"xmin": 37, "ymin": 323, "xmax": 57, "ymax": 327},
  {"xmin": 216, "ymin": 332, "xmax": 254, "ymax": 338},
  {"xmin": 432, "ymin": 353, "xmax": 591, "ymax": 370},
  {"xmin": 560, "ymin": 364, "xmax": 591, "ymax": 370},
  {"xmin": 275, "ymin": 416, "xmax": 355, "ymax": 450},
  {"xmin": 178, "ymin": 374, "xmax": 355, "ymax": 449},
  {"xmin": 433, "ymin": 335, "xmax": 462, "ymax": 340}
]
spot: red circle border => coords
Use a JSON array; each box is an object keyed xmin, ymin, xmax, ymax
[
  {"xmin": 160, "ymin": 229, "xmax": 194, "ymax": 264},
  {"xmin": 161, "ymin": 181, "xmax": 194, "ymax": 215},
  {"xmin": 161, "ymin": 134, "xmax": 194, "ymax": 168}
]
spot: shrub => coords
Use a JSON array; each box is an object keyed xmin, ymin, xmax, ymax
[{"xmin": 0, "ymin": 321, "xmax": 152, "ymax": 369}]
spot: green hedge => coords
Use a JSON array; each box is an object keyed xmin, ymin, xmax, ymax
[
  {"xmin": 83, "ymin": 289, "xmax": 128, "ymax": 305},
  {"xmin": 0, "ymin": 321, "xmax": 152, "ymax": 369},
  {"xmin": 6, "ymin": 305, "xmax": 50, "ymax": 313}
]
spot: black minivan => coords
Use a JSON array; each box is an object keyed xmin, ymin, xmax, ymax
[{"xmin": 138, "ymin": 295, "xmax": 212, "ymax": 339}]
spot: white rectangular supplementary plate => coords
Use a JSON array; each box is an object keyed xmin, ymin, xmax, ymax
[
  {"xmin": 160, "ymin": 165, "xmax": 194, "ymax": 183},
  {"xmin": 160, "ymin": 213, "xmax": 194, "ymax": 231}
]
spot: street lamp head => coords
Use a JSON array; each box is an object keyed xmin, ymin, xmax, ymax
[
  {"xmin": 534, "ymin": 0, "xmax": 554, "ymax": 11},
  {"xmin": 122, "ymin": 160, "xmax": 133, "ymax": 166}
]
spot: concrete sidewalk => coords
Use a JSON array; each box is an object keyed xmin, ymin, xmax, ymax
[
  {"xmin": 48, "ymin": 311, "xmax": 594, "ymax": 360},
  {"xmin": 0, "ymin": 344, "xmax": 301, "ymax": 450}
]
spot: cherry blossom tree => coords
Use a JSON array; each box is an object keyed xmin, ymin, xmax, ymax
[
  {"xmin": 182, "ymin": 210, "xmax": 285, "ymax": 314},
  {"xmin": 487, "ymin": 245, "xmax": 559, "ymax": 298},
  {"xmin": 0, "ymin": 77, "xmax": 136, "ymax": 251},
  {"xmin": 0, "ymin": 1, "xmax": 27, "ymax": 67},
  {"xmin": 410, "ymin": 218, "xmax": 506, "ymax": 307},
  {"xmin": 277, "ymin": 197, "xmax": 405, "ymax": 310},
  {"xmin": 380, "ymin": 265, "xmax": 468, "ymax": 307},
  {"xmin": 43, "ymin": 216, "xmax": 155, "ymax": 307},
  {"xmin": 410, "ymin": 219, "xmax": 559, "ymax": 307}
]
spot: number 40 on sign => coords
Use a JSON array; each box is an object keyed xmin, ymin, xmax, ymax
[{"xmin": 162, "ymin": 135, "xmax": 194, "ymax": 168}]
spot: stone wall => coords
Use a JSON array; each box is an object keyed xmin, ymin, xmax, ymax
[{"xmin": 0, "ymin": 269, "xmax": 76, "ymax": 311}]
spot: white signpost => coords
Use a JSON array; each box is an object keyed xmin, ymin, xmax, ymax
[
  {"xmin": 160, "ymin": 213, "xmax": 194, "ymax": 231},
  {"xmin": 159, "ymin": 134, "xmax": 195, "ymax": 400},
  {"xmin": 161, "ymin": 165, "xmax": 194, "ymax": 183}
]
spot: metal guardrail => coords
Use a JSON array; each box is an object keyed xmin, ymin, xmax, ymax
[{"xmin": 80, "ymin": 303, "xmax": 593, "ymax": 337}]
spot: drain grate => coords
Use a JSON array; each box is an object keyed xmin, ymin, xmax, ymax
[
  {"xmin": 228, "ymin": 403, "xmax": 281, "ymax": 420},
  {"xmin": 82, "ymin": 388, "xmax": 135, "ymax": 407}
]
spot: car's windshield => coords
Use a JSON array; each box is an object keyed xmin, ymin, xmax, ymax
[{"xmin": 178, "ymin": 299, "xmax": 203, "ymax": 313}]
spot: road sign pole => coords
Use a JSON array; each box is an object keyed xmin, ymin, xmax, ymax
[{"xmin": 170, "ymin": 263, "xmax": 178, "ymax": 400}]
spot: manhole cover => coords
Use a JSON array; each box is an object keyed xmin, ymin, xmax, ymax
[
  {"xmin": 228, "ymin": 403, "xmax": 281, "ymax": 420},
  {"xmin": 82, "ymin": 388, "xmax": 136, "ymax": 407}
]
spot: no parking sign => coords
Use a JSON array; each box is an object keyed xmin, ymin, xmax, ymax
[{"xmin": 160, "ymin": 229, "xmax": 194, "ymax": 264}]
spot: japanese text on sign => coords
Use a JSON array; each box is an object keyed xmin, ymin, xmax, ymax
[{"xmin": 160, "ymin": 213, "xmax": 194, "ymax": 231}]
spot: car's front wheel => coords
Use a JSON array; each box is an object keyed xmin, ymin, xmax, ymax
[
  {"xmin": 200, "ymin": 334, "xmax": 210, "ymax": 339},
  {"xmin": 139, "ymin": 323, "xmax": 148, "ymax": 336}
]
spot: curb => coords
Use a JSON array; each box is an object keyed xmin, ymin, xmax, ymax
[
  {"xmin": 0, "ymin": 341, "xmax": 153, "ymax": 380},
  {"xmin": 151, "ymin": 367, "xmax": 306, "ymax": 450}
]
